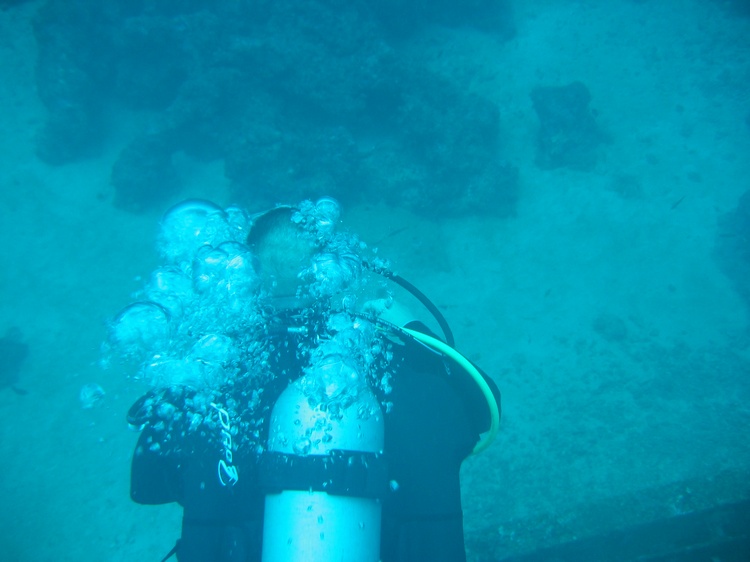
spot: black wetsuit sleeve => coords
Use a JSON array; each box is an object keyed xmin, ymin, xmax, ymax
[
  {"xmin": 130, "ymin": 426, "xmax": 183, "ymax": 505},
  {"xmin": 378, "ymin": 321, "xmax": 502, "ymax": 562},
  {"xmin": 403, "ymin": 320, "xmax": 501, "ymax": 436},
  {"xmin": 127, "ymin": 387, "xmax": 269, "ymax": 561},
  {"xmin": 380, "ymin": 321, "xmax": 504, "ymax": 562},
  {"xmin": 381, "ymin": 361, "xmax": 476, "ymax": 562}
]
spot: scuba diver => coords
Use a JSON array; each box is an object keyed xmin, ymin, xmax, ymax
[{"xmin": 117, "ymin": 198, "xmax": 501, "ymax": 562}]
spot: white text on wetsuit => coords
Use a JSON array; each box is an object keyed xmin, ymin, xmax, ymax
[{"xmin": 211, "ymin": 403, "xmax": 239, "ymax": 487}]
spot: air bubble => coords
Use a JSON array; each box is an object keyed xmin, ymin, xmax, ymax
[
  {"xmin": 79, "ymin": 383, "xmax": 105, "ymax": 409},
  {"xmin": 187, "ymin": 334, "xmax": 236, "ymax": 365},
  {"xmin": 293, "ymin": 437, "xmax": 312, "ymax": 455},
  {"xmin": 158, "ymin": 199, "xmax": 229, "ymax": 265},
  {"xmin": 314, "ymin": 196, "xmax": 340, "ymax": 236},
  {"xmin": 109, "ymin": 301, "xmax": 171, "ymax": 362},
  {"xmin": 157, "ymin": 402, "xmax": 177, "ymax": 420},
  {"xmin": 192, "ymin": 245, "xmax": 229, "ymax": 293},
  {"xmin": 146, "ymin": 266, "xmax": 193, "ymax": 317}
]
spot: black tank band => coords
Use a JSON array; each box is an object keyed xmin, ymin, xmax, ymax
[{"xmin": 258, "ymin": 449, "xmax": 389, "ymax": 499}]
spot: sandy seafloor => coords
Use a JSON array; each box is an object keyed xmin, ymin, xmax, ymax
[{"xmin": 1, "ymin": 1, "xmax": 749, "ymax": 560}]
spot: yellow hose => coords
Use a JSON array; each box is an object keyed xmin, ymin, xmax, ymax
[{"xmin": 402, "ymin": 328, "xmax": 500, "ymax": 454}]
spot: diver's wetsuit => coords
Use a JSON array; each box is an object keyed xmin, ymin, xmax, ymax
[{"xmin": 129, "ymin": 316, "xmax": 500, "ymax": 562}]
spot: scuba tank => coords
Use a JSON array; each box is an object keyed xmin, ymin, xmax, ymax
[{"xmin": 261, "ymin": 356, "xmax": 386, "ymax": 562}]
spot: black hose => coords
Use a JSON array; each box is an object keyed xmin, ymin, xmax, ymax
[{"xmin": 364, "ymin": 261, "xmax": 455, "ymax": 347}]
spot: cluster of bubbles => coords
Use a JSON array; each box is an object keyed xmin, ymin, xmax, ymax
[
  {"xmin": 105, "ymin": 197, "xmax": 380, "ymax": 394},
  {"xmin": 105, "ymin": 199, "xmax": 260, "ymax": 390},
  {"xmin": 300, "ymin": 311, "xmax": 391, "ymax": 418},
  {"xmin": 291, "ymin": 198, "xmax": 366, "ymax": 299},
  {"xmin": 106, "ymin": 197, "xmax": 400, "ymax": 460}
]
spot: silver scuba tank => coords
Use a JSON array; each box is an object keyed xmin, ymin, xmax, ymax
[{"xmin": 262, "ymin": 357, "xmax": 384, "ymax": 562}]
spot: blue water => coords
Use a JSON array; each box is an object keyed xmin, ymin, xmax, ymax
[{"xmin": 0, "ymin": 0, "xmax": 749, "ymax": 560}]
